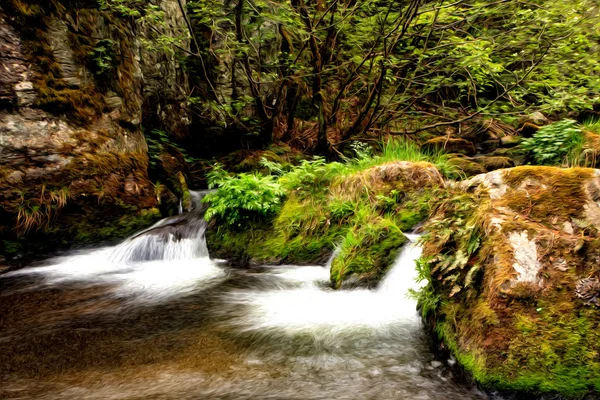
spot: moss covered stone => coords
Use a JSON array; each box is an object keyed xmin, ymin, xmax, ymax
[
  {"xmin": 448, "ymin": 156, "xmax": 486, "ymax": 177},
  {"xmin": 206, "ymin": 161, "xmax": 444, "ymax": 287},
  {"xmin": 0, "ymin": 2, "xmax": 165, "ymax": 262},
  {"xmin": 419, "ymin": 166, "xmax": 600, "ymax": 399}
]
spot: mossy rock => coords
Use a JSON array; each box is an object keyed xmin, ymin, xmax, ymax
[
  {"xmin": 330, "ymin": 220, "xmax": 408, "ymax": 288},
  {"xmin": 206, "ymin": 161, "xmax": 443, "ymax": 286},
  {"xmin": 419, "ymin": 166, "xmax": 600, "ymax": 399},
  {"xmin": 448, "ymin": 156, "xmax": 486, "ymax": 177},
  {"xmin": 473, "ymin": 156, "xmax": 515, "ymax": 172},
  {"xmin": 1, "ymin": 204, "xmax": 162, "ymax": 264},
  {"xmin": 422, "ymin": 137, "xmax": 476, "ymax": 156}
]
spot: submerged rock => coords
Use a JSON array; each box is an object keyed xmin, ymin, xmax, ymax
[{"xmin": 419, "ymin": 166, "xmax": 600, "ymax": 398}]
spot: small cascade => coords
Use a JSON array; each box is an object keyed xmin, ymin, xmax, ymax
[
  {"xmin": 110, "ymin": 190, "xmax": 211, "ymax": 263},
  {"xmin": 223, "ymin": 232, "xmax": 425, "ymax": 337},
  {"xmin": 324, "ymin": 246, "xmax": 341, "ymax": 269},
  {"xmin": 377, "ymin": 233, "xmax": 423, "ymax": 294},
  {"xmin": 6, "ymin": 189, "xmax": 225, "ymax": 302}
]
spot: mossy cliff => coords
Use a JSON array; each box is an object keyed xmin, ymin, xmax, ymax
[
  {"xmin": 417, "ymin": 166, "xmax": 600, "ymax": 398},
  {"xmin": 0, "ymin": 1, "xmax": 189, "ymax": 263},
  {"xmin": 206, "ymin": 160, "xmax": 444, "ymax": 288}
]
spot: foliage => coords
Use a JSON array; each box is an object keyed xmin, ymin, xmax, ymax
[
  {"xmin": 202, "ymin": 165, "xmax": 285, "ymax": 226},
  {"xmin": 520, "ymin": 120, "xmax": 585, "ymax": 166},
  {"xmin": 583, "ymin": 117, "xmax": 600, "ymax": 135},
  {"xmin": 417, "ymin": 192, "xmax": 487, "ymax": 299},
  {"xmin": 205, "ymin": 139, "xmax": 444, "ymax": 284},
  {"xmin": 89, "ymin": 39, "xmax": 117, "ymax": 77},
  {"xmin": 181, "ymin": 0, "xmax": 600, "ymax": 151},
  {"xmin": 145, "ymin": 129, "xmax": 197, "ymax": 170},
  {"xmin": 92, "ymin": 0, "xmax": 600, "ymax": 155}
]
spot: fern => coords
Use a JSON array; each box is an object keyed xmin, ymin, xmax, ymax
[
  {"xmin": 520, "ymin": 119, "xmax": 585, "ymax": 166},
  {"xmin": 203, "ymin": 169, "xmax": 285, "ymax": 226}
]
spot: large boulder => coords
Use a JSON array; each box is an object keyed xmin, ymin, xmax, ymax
[
  {"xmin": 0, "ymin": 3, "xmax": 164, "ymax": 262},
  {"xmin": 419, "ymin": 166, "xmax": 600, "ymax": 398}
]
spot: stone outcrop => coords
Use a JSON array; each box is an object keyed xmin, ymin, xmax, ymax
[
  {"xmin": 420, "ymin": 166, "xmax": 600, "ymax": 398},
  {"xmin": 0, "ymin": 1, "xmax": 189, "ymax": 263}
]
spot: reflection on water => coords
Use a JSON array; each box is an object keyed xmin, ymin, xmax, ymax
[{"xmin": 0, "ymin": 226, "xmax": 494, "ymax": 400}]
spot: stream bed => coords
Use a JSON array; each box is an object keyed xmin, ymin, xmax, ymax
[{"xmin": 1, "ymin": 214, "xmax": 498, "ymax": 400}]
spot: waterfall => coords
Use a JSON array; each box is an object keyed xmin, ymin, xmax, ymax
[
  {"xmin": 110, "ymin": 190, "xmax": 211, "ymax": 263},
  {"xmin": 222, "ymin": 234, "xmax": 424, "ymax": 338},
  {"xmin": 6, "ymin": 190, "xmax": 225, "ymax": 302},
  {"xmin": 377, "ymin": 233, "xmax": 422, "ymax": 294}
]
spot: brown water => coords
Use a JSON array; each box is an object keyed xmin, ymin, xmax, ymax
[{"xmin": 0, "ymin": 224, "xmax": 496, "ymax": 400}]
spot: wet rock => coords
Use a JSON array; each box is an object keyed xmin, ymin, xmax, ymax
[
  {"xmin": 421, "ymin": 137, "xmax": 476, "ymax": 156},
  {"xmin": 478, "ymin": 139, "xmax": 500, "ymax": 154},
  {"xmin": 519, "ymin": 111, "xmax": 549, "ymax": 127},
  {"xmin": 499, "ymin": 135, "xmax": 523, "ymax": 148},
  {"xmin": 490, "ymin": 147, "xmax": 525, "ymax": 165}
]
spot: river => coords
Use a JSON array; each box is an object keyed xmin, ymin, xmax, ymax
[{"xmin": 0, "ymin": 203, "xmax": 498, "ymax": 400}]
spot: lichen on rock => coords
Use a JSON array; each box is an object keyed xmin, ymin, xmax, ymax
[{"xmin": 418, "ymin": 166, "xmax": 600, "ymax": 398}]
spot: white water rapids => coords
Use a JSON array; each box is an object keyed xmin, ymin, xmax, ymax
[{"xmin": 0, "ymin": 202, "xmax": 495, "ymax": 400}]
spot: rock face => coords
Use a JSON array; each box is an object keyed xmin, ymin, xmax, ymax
[
  {"xmin": 420, "ymin": 166, "xmax": 600, "ymax": 398},
  {"xmin": 0, "ymin": 2, "xmax": 188, "ymax": 262}
]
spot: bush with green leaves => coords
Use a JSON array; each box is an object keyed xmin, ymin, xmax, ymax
[
  {"xmin": 202, "ymin": 165, "xmax": 285, "ymax": 226},
  {"xmin": 89, "ymin": 39, "xmax": 117, "ymax": 78},
  {"xmin": 520, "ymin": 120, "xmax": 585, "ymax": 166}
]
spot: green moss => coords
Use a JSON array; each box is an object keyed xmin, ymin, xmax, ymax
[
  {"xmin": 448, "ymin": 157, "xmax": 486, "ymax": 177},
  {"xmin": 75, "ymin": 208, "xmax": 161, "ymax": 244},
  {"xmin": 500, "ymin": 167, "xmax": 594, "ymax": 226},
  {"xmin": 330, "ymin": 217, "xmax": 407, "ymax": 288},
  {"xmin": 1, "ymin": 241, "xmax": 23, "ymax": 256},
  {"xmin": 206, "ymin": 161, "xmax": 440, "ymax": 287},
  {"xmin": 418, "ymin": 167, "xmax": 600, "ymax": 399}
]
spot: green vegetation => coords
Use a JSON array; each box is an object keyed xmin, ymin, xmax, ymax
[
  {"xmin": 203, "ymin": 166, "xmax": 285, "ymax": 226},
  {"xmin": 520, "ymin": 120, "xmax": 600, "ymax": 168},
  {"xmin": 204, "ymin": 138, "xmax": 446, "ymax": 286},
  {"xmin": 520, "ymin": 120, "xmax": 585, "ymax": 166}
]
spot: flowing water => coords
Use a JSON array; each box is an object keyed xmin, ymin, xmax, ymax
[{"xmin": 0, "ymin": 197, "xmax": 497, "ymax": 400}]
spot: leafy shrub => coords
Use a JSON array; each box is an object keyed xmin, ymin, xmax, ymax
[
  {"xmin": 203, "ymin": 165, "xmax": 285, "ymax": 226},
  {"xmin": 520, "ymin": 119, "xmax": 584, "ymax": 166},
  {"xmin": 89, "ymin": 39, "xmax": 117, "ymax": 78}
]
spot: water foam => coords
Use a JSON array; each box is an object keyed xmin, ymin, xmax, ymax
[
  {"xmin": 6, "ymin": 191, "xmax": 225, "ymax": 303},
  {"xmin": 223, "ymin": 235, "xmax": 424, "ymax": 337}
]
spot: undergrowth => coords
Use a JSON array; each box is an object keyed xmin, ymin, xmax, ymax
[
  {"xmin": 204, "ymin": 138, "xmax": 448, "ymax": 285},
  {"xmin": 520, "ymin": 119, "xmax": 600, "ymax": 167}
]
